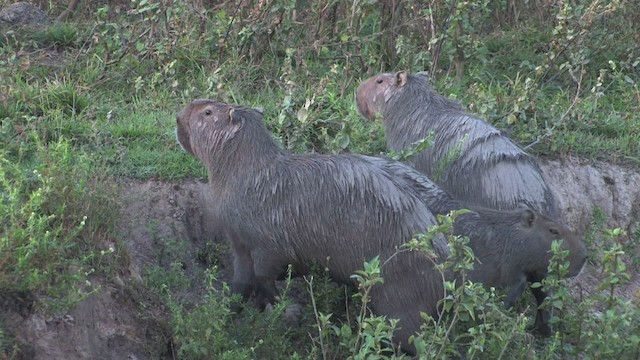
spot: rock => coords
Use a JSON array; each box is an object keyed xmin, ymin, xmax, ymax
[{"xmin": 0, "ymin": 2, "xmax": 51, "ymax": 29}]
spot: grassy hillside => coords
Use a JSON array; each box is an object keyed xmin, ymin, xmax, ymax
[{"xmin": 1, "ymin": 0, "xmax": 639, "ymax": 358}]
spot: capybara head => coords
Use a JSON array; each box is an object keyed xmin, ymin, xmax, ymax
[
  {"xmin": 176, "ymin": 99, "xmax": 274, "ymax": 170},
  {"xmin": 176, "ymin": 100, "xmax": 247, "ymax": 159},
  {"xmin": 510, "ymin": 207, "xmax": 587, "ymax": 278},
  {"xmin": 356, "ymin": 71, "xmax": 408, "ymax": 121},
  {"xmin": 355, "ymin": 71, "xmax": 465, "ymax": 122}
]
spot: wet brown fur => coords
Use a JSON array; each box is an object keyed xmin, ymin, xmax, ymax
[
  {"xmin": 356, "ymin": 71, "xmax": 558, "ymax": 217},
  {"xmin": 356, "ymin": 71, "xmax": 569, "ymax": 334},
  {"xmin": 384, "ymin": 159, "xmax": 587, "ymax": 333}
]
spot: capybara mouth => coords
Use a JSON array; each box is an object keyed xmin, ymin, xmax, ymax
[{"xmin": 355, "ymin": 83, "xmax": 376, "ymax": 121}]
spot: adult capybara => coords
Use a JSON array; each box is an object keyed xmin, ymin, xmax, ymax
[
  {"xmin": 357, "ymin": 71, "xmax": 564, "ymax": 334},
  {"xmin": 176, "ymin": 99, "xmax": 450, "ymax": 353},
  {"xmin": 176, "ymin": 100, "xmax": 586, "ymax": 352},
  {"xmin": 382, "ymin": 159, "xmax": 587, "ymax": 334},
  {"xmin": 356, "ymin": 71, "xmax": 558, "ymax": 218}
]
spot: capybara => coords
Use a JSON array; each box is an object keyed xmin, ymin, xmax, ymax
[
  {"xmin": 454, "ymin": 207, "xmax": 586, "ymax": 333},
  {"xmin": 176, "ymin": 100, "xmax": 586, "ymax": 352},
  {"xmin": 356, "ymin": 71, "xmax": 562, "ymax": 333},
  {"xmin": 176, "ymin": 99, "xmax": 450, "ymax": 353},
  {"xmin": 381, "ymin": 159, "xmax": 587, "ymax": 334},
  {"xmin": 355, "ymin": 71, "xmax": 558, "ymax": 218}
]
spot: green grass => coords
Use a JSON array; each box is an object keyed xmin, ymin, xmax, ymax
[{"xmin": 101, "ymin": 110, "xmax": 206, "ymax": 179}]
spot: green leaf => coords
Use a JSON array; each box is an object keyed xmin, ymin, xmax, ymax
[{"xmin": 336, "ymin": 134, "xmax": 350, "ymax": 149}]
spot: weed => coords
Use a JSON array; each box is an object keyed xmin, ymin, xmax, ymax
[
  {"xmin": 31, "ymin": 23, "xmax": 80, "ymax": 48},
  {"xmin": 0, "ymin": 135, "xmax": 114, "ymax": 310}
]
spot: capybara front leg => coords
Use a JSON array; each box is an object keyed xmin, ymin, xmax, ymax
[
  {"xmin": 230, "ymin": 241, "xmax": 256, "ymax": 312},
  {"xmin": 504, "ymin": 274, "xmax": 528, "ymax": 309},
  {"xmin": 531, "ymin": 286, "xmax": 552, "ymax": 336},
  {"xmin": 252, "ymin": 249, "xmax": 287, "ymax": 307}
]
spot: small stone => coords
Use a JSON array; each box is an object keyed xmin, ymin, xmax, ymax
[{"xmin": 0, "ymin": 2, "xmax": 51, "ymax": 29}]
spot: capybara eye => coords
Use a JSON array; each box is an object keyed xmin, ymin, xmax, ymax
[
  {"xmin": 376, "ymin": 78, "xmax": 384, "ymax": 84},
  {"xmin": 204, "ymin": 109, "xmax": 212, "ymax": 116},
  {"xmin": 549, "ymin": 228, "xmax": 559, "ymax": 235}
]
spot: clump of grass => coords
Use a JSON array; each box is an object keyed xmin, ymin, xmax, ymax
[
  {"xmin": 9, "ymin": 76, "xmax": 89, "ymax": 118},
  {"xmin": 31, "ymin": 23, "xmax": 80, "ymax": 48}
]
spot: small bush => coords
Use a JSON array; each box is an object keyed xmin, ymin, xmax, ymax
[
  {"xmin": 31, "ymin": 23, "xmax": 79, "ymax": 48},
  {"xmin": 0, "ymin": 134, "xmax": 115, "ymax": 310}
]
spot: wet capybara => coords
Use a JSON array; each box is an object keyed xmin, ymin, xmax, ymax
[
  {"xmin": 381, "ymin": 159, "xmax": 587, "ymax": 334},
  {"xmin": 355, "ymin": 71, "xmax": 558, "ymax": 218},
  {"xmin": 176, "ymin": 99, "xmax": 450, "ymax": 353},
  {"xmin": 356, "ymin": 71, "xmax": 562, "ymax": 334},
  {"xmin": 455, "ymin": 207, "xmax": 586, "ymax": 334},
  {"xmin": 175, "ymin": 100, "xmax": 587, "ymax": 352}
]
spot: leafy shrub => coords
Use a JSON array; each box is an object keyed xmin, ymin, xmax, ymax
[{"xmin": 0, "ymin": 135, "xmax": 115, "ymax": 310}]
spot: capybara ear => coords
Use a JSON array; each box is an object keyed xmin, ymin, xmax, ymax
[
  {"xmin": 395, "ymin": 71, "xmax": 409, "ymax": 87},
  {"xmin": 520, "ymin": 208, "xmax": 537, "ymax": 228},
  {"xmin": 228, "ymin": 107, "xmax": 245, "ymax": 133}
]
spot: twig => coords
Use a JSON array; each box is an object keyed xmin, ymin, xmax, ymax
[
  {"xmin": 305, "ymin": 275, "xmax": 328, "ymax": 360},
  {"xmin": 216, "ymin": 0, "xmax": 243, "ymax": 69},
  {"xmin": 56, "ymin": 0, "xmax": 81, "ymax": 22}
]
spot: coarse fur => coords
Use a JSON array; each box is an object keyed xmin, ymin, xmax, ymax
[
  {"xmin": 356, "ymin": 71, "xmax": 565, "ymax": 335},
  {"xmin": 176, "ymin": 99, "xmax": 587, "ymax": 352},
  {"xmin": 355, "ymin": 71, "xmax": 558, "ymax": 217},
  {"xmin": 453, "ymin": 207, "xmax": 586, "ymax": 332},
  {"xmin": 176, "ymin": 99, "xmax": 450, "ymax": 354},
  {"xmin": 376, "ymin": 159, "xmax": 587, "ymax": 334}
]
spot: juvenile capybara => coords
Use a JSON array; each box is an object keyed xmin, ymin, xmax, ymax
[
  {"xmin": 176, "ymin": 99, "xmax": 450, "ymax": 353},
  {"xmin": 355, "ymin": 71, "xmax": 558, "ymax": 218},
  {"xmin": 455, "ymin": 207, "xmax": 586, "ymax": 334},
  {"xmin": 381, "ymin": 159, "xmax": 587, "ymax": 334}
]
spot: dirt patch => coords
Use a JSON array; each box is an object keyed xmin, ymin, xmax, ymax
[
  {"xmin": 542, "ymin": 157, "xmax": 640, "ymax": 305},
  {"xmin": 0, "ymin": 280, "xmax": 169, "ymax": 360},
  {"xmin": 541, "ymin": 156, "xmax": 640, "ymax": 236}
]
